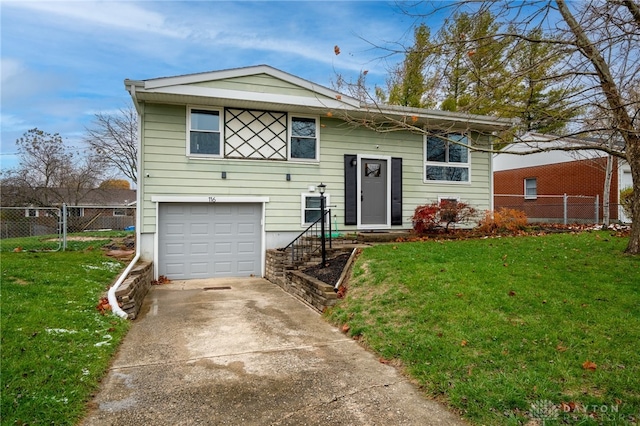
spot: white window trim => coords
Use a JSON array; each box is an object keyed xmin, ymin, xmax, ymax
[
  {"xmin": 113, "ymin": 209, "xmax": 126, "ymax": 217},
  {"xmin": 288, "ymin": 114, "xmax": 320, "ymax": 162},
  {"xmin": 423, "ymin": 134, "xmax": 471, "ymax": 184},
  {"xmin": 524, "ymin": 177, "xmax": 537, "ymax": 199},
  {"xmin": 186, "ymin": 105, "xmax": 224, "ymax": 158},
  {"xmin": 300, "ymin": 193, "xmax": 330, "ymax": 227},
  {"xmin": 25, "ymin": 208, "xmax": 39, "ymax": 218},
  {"xmin": 438, "ymin": 196, "xmax": 461, "ymax": 203}
]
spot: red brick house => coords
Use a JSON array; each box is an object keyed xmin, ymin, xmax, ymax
[{"xmin": 493, "ymin": 133, "xmax": 632, "ymax": 223}]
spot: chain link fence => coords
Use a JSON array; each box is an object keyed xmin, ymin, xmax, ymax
[
  {"xmin": 1, "ymin": 205, "xmax": 135, "ymax": 252},
  {"xmin": 494, "ymin": 194, "xmax": 626, "ymax": 224}
]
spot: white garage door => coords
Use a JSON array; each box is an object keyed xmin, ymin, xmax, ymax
[{"xmin": 158, "ymin": 203, "xmax": 262, "ymax": 279}]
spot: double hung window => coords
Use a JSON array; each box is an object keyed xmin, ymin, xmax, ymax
[
  {"xmin": 301, "ymin": 193, "xmax": 330, "ymax": 226},
  {"xmin": 524, "ymin": 178, "xmax": 537, "ymax": 199},
  {"xmin": 189, "ymin": 108, "xmax": 221, "ymax": 156},
  {"xmin": 425, "ymin": 134, "xmax": 470, "ymax": 182},
  {"xmin": 290, "ymin": 116, "xmax": 318, "ymax": 160}
]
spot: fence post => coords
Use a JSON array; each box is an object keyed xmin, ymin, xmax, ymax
[
  {"xmin": 595, "ymin": 194, "xmax": 600, "ymax": 224},
  {"xmin": 563, "ymin": 193, "xmax": 568, "ymax": 225},
  {"xmin": 62, "ymin": 203, "xmax": 67, "ymax": 251}
]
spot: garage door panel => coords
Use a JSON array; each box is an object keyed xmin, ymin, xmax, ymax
[
  {"xmin": 237, "ymin": 242, "xmax": 256, "ymax": 254},
  {"xmin": 190, "ymin": 262, "xmax": 209, "ymax": 275},
  {"xmin": 190, "ymin": 223, "xmax": 210, "ymax": 236},
  {"xmin": 213, "ymin": 261, "xmax": 232, "ymax": 274},
  {"xmin": 165, "ymin": 243, "xmax": 184, "ymax": 255},
  {"xmin": 237, "ymin": 223, "xmax": 257, "ymax": 234},
  {"xmin": 190, "ymin": 205, "xmax": 209, "ymax": 215},
  {"xmin": 190, "ymin": 242, "xmax": 209, "ymax": 254},
  {"xmin": 165, "ymin": 223, "xmax": 185, "ymax": 236},
  {"xmin": 159, "ymin": 203, "xmax": 262, "ymax": 279},
  {"xmin": 165, "ymin": 263, "xmax": 185, "ymax": 275},
  {"xmin": 214, "ymin": 205, "xmax": 233, "ymax": 215},
  {"xmin": 214, "ymin": 242, "xmax": 232, "ymax": 255},
  {"xmin": 214, "ymin": 223, "xmax": 232, "ymax": 235},
  {"xmin": 237, "ymin": 261, "xmax": 256, "ymax": 274},
  {"xmin": 165, "ymin": 204, "xmax": 186, "ymax": 215}
]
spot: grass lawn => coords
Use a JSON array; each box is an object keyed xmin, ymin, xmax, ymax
[
  {"xmin": 327, "ymin": 231, "xmax": 640, "ymax": 425},
  {"xmin": 1, "ymin": 235, "xmax": 131, "ymax": 425},
  {"xmin": 0, "ymin": 230, "xmax": 133, "ymax": 253}
]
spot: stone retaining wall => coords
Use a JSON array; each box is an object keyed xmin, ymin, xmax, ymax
[
  {"xmin": 114, "ymin": 261, "xmax": 153, "ymax": 319},
  {"xmin": 265, "ymin": 249, "xmax": 339, "ymax": 313},
  {"xmin": 285, "ymin": 270, "xmax": 339, "ymax": 312}
]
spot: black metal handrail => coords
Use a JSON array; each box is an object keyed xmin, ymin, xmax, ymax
[{"xmin": 279, "ymin": 209, "xmax": 332, "ymax": 264}]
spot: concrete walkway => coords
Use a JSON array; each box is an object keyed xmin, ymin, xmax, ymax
[{"xmin": 81, "ymin": 278, "xmax": 466, "ymax": 425}]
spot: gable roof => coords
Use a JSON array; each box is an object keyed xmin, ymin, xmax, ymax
[
  {"xmin": 125, "ymin": 64, "xmax": 360, "ymax": 111},
  {"xmin": 125, "ymin": 65, "xmax": 515, "ymax": 132}
]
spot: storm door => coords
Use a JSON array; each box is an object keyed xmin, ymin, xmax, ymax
[{"xmin": 360, "ymin": 157, "xmax": 389, "ymax": 227}]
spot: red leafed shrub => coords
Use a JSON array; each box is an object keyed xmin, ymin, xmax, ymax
[
  {"xmin": 477, "ymin": 208, "xmax": 528, "ymax": 234},
  {"xmin": 412, "ymin": 200, "xmax": 477, "ymax": 234},
  {"xmin": 411, "ymin": 203, "xmax": 440, "ymax": 234}
]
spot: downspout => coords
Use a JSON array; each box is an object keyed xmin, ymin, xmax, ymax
[{"xmin": 107, "ymin": 83, "xmax": 143, "ymax": 319}]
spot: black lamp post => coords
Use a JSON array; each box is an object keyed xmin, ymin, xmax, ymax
[{"xmin": 318, "ymin": 183, "xmax": 327, "ymax": 266}]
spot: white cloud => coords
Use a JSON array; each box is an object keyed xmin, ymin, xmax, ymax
[
  {"xmin": 0, "ymin": 58, "xmax": 23, "ymax": 85},
  {"xmin": 2, "ymin": 0, "xmax": 188, "ymax": 38},
  {"xmin": 0, "ymin": 113, "xmax": 28, "ymax": 132}
]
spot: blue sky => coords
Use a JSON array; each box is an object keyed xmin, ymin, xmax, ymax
[{"xmin": 1, "ymin": 0, "xmax": 424, "ymax": 172}]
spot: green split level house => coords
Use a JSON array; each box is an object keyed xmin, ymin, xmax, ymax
[{"xmin": 125, "ymin": 65, "xmax": 513, "ymax": 280}]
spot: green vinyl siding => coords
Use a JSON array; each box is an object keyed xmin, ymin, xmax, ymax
[
  {"xmin": 139, "ymin": 103, "xmax": 493, "ymax": 234},
  {"xmin": 189, "ymin": 74, "xmax": 324, "ymax": 99}
]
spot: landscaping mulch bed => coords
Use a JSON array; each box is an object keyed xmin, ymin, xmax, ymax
[{"xmin": 302, "ymin": 253, "xmax": 351, "ymax": 287}]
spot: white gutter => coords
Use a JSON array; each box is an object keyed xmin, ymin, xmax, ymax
[{"xmin": 108, "ymin": 89, "xmax": 143, "ymax": 319}]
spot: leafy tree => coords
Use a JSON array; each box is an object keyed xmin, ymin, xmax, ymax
[
  {"xmin": 503, "ymin": 28, "xmax": 581, "ymax": 133},
  {"xmin": 387, "ymin": 24, "xmax": 433, "ymax": 108},
  {"xmin": 383, "ymin": 10, "xmax": 579, "ymax": 134},
  {"xmin": 437, "ymin": 10, "xmax": 510, "ymax": 115},
  {"xmin": 84, "ymin": 106, "xmax": 138, "ymax": 185}
]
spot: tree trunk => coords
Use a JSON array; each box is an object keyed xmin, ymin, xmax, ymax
[
  {"xmin": 602, "ymin": 155, "xmax": 613, "ymax": 226},
  {"xmin": 556, "ymin": 0, "xmax": 639, "ymax": 254},
  {"xmin": 625, "ymin": 190, "xmax": 640, "ymax": 254},
  {"xmin": 624, "ymin": 142, "xmax": 640, "ymax": 254}
]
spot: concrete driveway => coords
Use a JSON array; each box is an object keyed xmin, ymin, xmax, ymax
[{"xmin": 81, "ymin": 277, "xmax": 466, "ymax": 425}]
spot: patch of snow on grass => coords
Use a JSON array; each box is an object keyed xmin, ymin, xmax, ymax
[{"xmin": 46, "ymin": 328, "xmax": 78, "ymax": 334}]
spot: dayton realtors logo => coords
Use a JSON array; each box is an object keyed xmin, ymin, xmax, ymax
[
  {"xmin": 529, "ymin": 400, "xmax": 560, "ymax": 424},
  {"xmin": 529, "ymin": 400, "xmax": 631, "ymax": 424}
]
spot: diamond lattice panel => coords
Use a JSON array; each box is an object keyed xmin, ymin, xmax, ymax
[{"xmin": 225, "ymin": 109, "xmax": 287, "ymax": 160}]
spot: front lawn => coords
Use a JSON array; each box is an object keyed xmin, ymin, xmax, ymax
[
  {"xmin": 327, "ymin": 231, "xmax": 639, "ymax": 425},
  {"xmin": 0, "ymin": 242, "xmax": 130, "ymax": 425}
]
